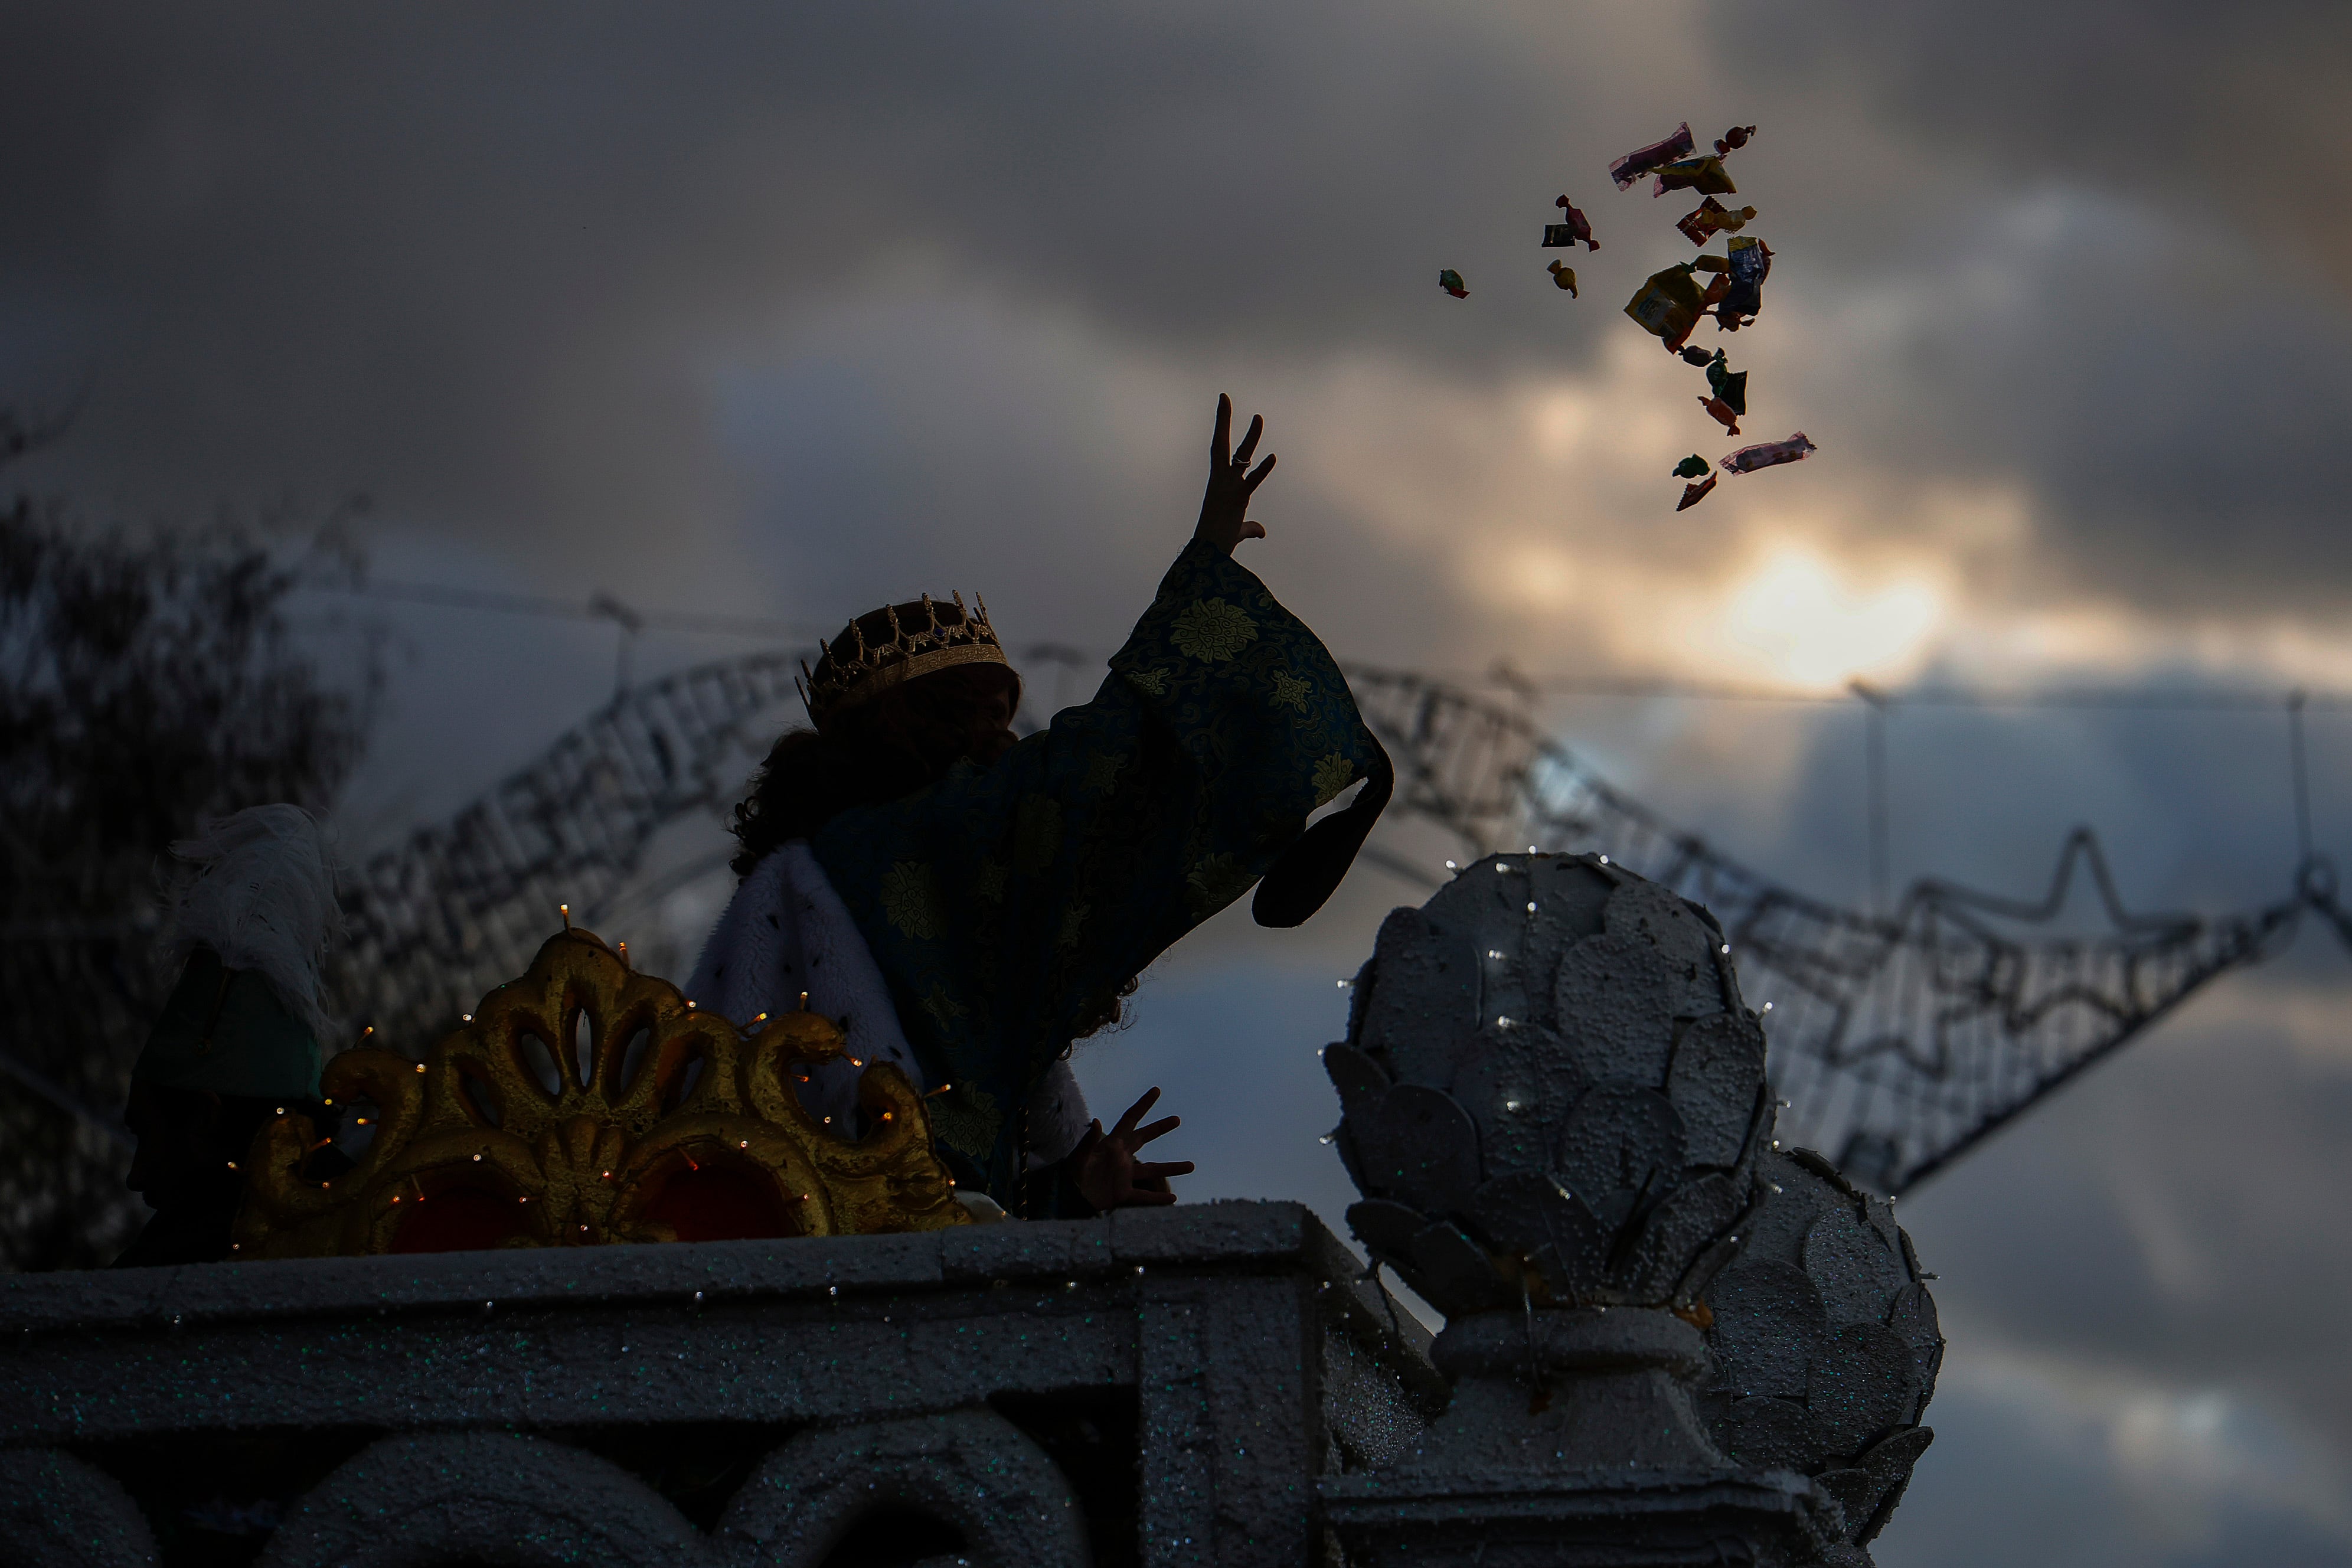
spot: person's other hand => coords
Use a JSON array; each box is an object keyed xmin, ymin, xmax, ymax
[
  {"xmin": 1193, "ymin": 394, "xmax": 1275, "ymax": 555},
  {"xmin": 1069, "ymin": 1086, "xmax": 1194, "ymax": 1210}
]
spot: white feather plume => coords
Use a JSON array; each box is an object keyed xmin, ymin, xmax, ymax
[{"xmin": 167, "ymin": 803, "xmax": 345, "ymax": 1046}]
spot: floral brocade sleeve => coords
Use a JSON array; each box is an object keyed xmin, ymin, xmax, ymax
[
  {"xmin": 1108, "ymin": 540, "xmax": 1378, "ymax": 908},
  {"xmin": 809, "ymin": 540, "xmax": 1381, "ymax": 1203}
]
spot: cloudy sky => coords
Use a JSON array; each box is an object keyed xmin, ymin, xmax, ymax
[{"xmin": 7, "ymin": 5, "xmax": 2351, "ymax": 1561}]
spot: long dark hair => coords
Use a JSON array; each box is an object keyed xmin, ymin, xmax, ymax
[{"xmin": 729, "ymin": 662, "xmax": 1022, "ymax": 876}]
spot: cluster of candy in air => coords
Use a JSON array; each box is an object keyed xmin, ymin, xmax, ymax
[
  {"xmin": 1605, "ymin": 120, "xmax": 1817, "ymax": 511},
  {"xmin": 1432, "ymin": 119, "xmax": 1816, "ymax": 513}
]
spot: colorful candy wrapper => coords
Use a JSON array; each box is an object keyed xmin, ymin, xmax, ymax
[
  {"xmin": 1676, "ymin": 197, "xmax": 1757, "ymax": 245},
  {"xmin": 1438, "ymin": 268, "xmax": 1469, "ymax": 299},
  {"xmin": 1542, "ymin": 196, "xmax": 1598, "ymax": 251},
  {"xmin": 1727, "ymin": 235, "xmax": 1772, "ymax": 283},
  {"xmin": 1672, "ymin": 454, "xmax": 1710, "ymax": 479},
  {"xmin": 1713, "ymin": 125, "xmax": 1758, "ymax": 156},
  {"xmin": 1697, "ymin": 396, "xmax": 1741, "ymax": 435},
  {"xmin": 1546, "ymin": 260, "xmax": 1579, "ymax": 296},
  {"xmin": 1608, "ymin": 122, "xmax": 1694, "ymax": 190},
  {"xmin": 1652, "ymin": 155, "xmax": 1736, "ymax": 197},
  {"xmin": 1719, "ymin": 433, "xmax": 1816, "ymax": 473},
  {"xmin": 1677, "ymin": 472, "xmax": 1719, "ymax": 511},
  {"xmin": 1623, "ymin": 264, "xmax": 1707, "ymax": 352},
  {"xmin": 1711, "ymin": 236, "xmax": 1772, "ymax": 325},
  {"xmin": 1703, "ymin": 349, "xmax": 1747, "ymax": 415}
]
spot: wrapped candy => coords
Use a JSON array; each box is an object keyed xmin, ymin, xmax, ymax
[
  {"xmin": 1676, "ymin": 197, "xmax": 1758, "ymax": 245},
  {"xmin": 1438, "ymin": 268, "xmax": 1469, "ymax": 299},
  {"xmin": 1672, "ymin": 454, "xmax": 1710, "ymax": 479},
  {"xmin": 1714, "ymin": 125, "xmax": 1758, "ymax": 156},
  {"xmin": 1727, "ymin": 234, "xmax": 1771, "ymax": 282},
  {"xmin": 1608, "ymin": 122, "xmax": 1695, "ymax": 190},
  {"xmin": 1546, "ymin": 260, "xmax": 1579, "ymax": 296},
  {"xmin": 1719, "ymin": 433, "xmax": 1816, "ymax": 473},
  {"xmin": 1622, "ymin": 263, "xmax": 1707, "ymax": 352},
  {"xmin": 1680, "ymin": 346, "xmax": 1714, "ymax": 367},
  {"xmin": 1652, "ymin": 155, "xmax": 1736, "ymax": 197},
  {"xmin": 1543, "ymin": 196, "xmax": 1599, "ymax": 251},
  {"xmin": 1677, "ymin": 472, "xmax": 1719, "ymax": 511},
  {"xmin": 1703, "ymin": 348, "xmax": 1747, "ymax": 414},
  {"xmin": 1711, "ymin": 236, "xmax": 1772, "ymax": 326},
  {"xmin": 1697, "ymin": 395, "xmax": 1741, "ymax": 435}
]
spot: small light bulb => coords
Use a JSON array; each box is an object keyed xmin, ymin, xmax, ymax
[
  {"xmin": 416, "ymin": 1063, "xmax": 427, "ymax": 1073},
  {"xmin": 461, "ymin": 1014, "xmax": 472, "ymax": 1023},
  {"xmin": 1527, "ymin": 901, "xmax": 1537, "ymax": 913},
  {"xmin": 1598, "ymin": 854, "xmax": 1609, "ymax": 865},
  {"xmin": 1445, "ymin": 859, "xmax": 1458, "ymax": 871}
]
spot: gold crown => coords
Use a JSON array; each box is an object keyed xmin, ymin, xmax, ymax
[{"xmin": 798, "ymin": 592, "xmax": 1007, "ymax": 729}]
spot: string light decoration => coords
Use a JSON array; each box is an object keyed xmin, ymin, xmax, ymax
[
  {"xmin": 1342, "ymin": 668, "xmax": 2337, "ymax": 1193},
  {"xmin": 311, "ymin": 643, "xmax": 2352, "ymax": 1198},
  {"xmin": 233, "ymin": 925, "xmax": 969, "ymax": 1257}
]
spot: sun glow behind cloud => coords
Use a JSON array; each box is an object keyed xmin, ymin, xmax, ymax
[{"xmin": 1713, "ymin": 544, "xmax": 1946, "ymax": 687}]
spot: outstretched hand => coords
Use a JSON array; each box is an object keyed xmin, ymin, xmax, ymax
[
  {"xmin": 1069, "ymin": 1086, "xmax": 1194, "ymax": 1211},
  {"xmin": 1194, "ymin": 393, "xmax": 1276, "ymax": 555}
]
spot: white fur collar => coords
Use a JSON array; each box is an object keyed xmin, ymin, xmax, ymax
[{"xmin": 686, "ymin": 841, "xmax": 1089, "ymax": 1165}]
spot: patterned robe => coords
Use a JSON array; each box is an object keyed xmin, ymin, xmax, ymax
[{"xmin": 812, "ymin": 539, "xmax": 1383, "ymax": 1203}]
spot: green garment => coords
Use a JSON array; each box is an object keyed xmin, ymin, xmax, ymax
[
  {"xmin": 133, "ymin": 947, "xmax": 324, "ymax": 1098},
  {"xmin": 812, "ymin": 540, "xmax": 1384, "ymax": 1203}
]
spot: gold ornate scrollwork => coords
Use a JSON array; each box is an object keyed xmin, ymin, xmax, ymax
[{"xmin": 234, "ymin": 927, "xmax": 969, "ymax": 1258}]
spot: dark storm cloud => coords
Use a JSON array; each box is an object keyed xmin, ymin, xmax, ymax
[
  {"xmin": 0, "ymin": 2, "xmax": 1596, "ymax": 575},
  {"xmin": 7, "ymin": 2, "xmax": 2349, "ymax": 619}
]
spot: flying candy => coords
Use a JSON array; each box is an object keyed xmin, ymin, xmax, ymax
[
  {"xmin": 1676, "ymin": 197, "xmax": 1757, "ymax": 246},
  {"xmin": 1701, "ymin": 348, "xmax": 1747, "ymax": 414},
  {"xmin": 1624, "ymin": 263, "xmax": 1714, "ymax": 352},
  {"xmin": 1438, "ymin": 268, "xmax": 1469, "ymax": 299},
  {"xmin": 1653, "ymin": 155, "xmax": 1737, "ymax": 198},
  {"xmin": 1697, "ymin": 396, "xmax": 1741, "ymax": 435},
  {"xmin": 1543, "ymin": 197, "xmax": 1598, "ymax": 251},
  {"xmin": 1714, "ymin": 125, "xmax": 1758, "ymax": 156},
  {"xmin": 1546, "ymin": 260, "xmax": 1579, "ymax": 296},
  {"xmin": 1719, "ymin": 433, "xmax": 1816, "ymax": 473},
  {"xmin": 1711, "ymin": 236, "xmax": 1772, "ymax": 328},
  {"xmin": 1672, "ymin": 454, "xmax": 1711, "ymax": 480},
  {"xmin": 1608, "ymin": 122, "xmax": 1695, "ymax": 190},
  {"xmin": 1677, "ymin": 473, "xmax": 1719, "ymax": 511}
]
